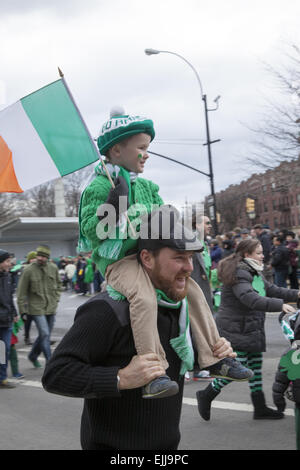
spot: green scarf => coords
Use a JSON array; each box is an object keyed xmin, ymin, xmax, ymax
[
  {"xmin": 106, "ymin": 285, "xmax": 194, "ymax": 376},
  {"xmin": 94, "ymin": 160, "xmax": 138, "ymax": 207},
  {"xmin": 156, "ymin": 289, "xmax": 194, "ymax": 376},
  {"xmin": 252, "ymin": 275, "xmax": 266, "ymax": 297}
]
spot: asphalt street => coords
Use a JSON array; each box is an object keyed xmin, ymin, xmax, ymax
[{"xmin": 0, "ymin": 290, "xmax": 298, "ymax": 451}]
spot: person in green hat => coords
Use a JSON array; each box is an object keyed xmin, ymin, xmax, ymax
[
  {"xmin": 79, "ymin": 108, "xmax": 251, "ymax": 399},
  {"xmin": 17, "ymin": 245, "xmax": 61, "ymax": 368},
  {"xmin": 26, "ymin": 251, "xmax": 37, "ymax": 263}
]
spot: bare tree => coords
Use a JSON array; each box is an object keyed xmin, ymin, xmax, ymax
[
  {"xmin": 246, "ymin": 44, "xmax": 300, "ymax": 170},
  {"xmin": 63, "ymin": 164, "xmax": 95, "ymax": 216},
  {"xmin": 23, "ymin": 182, "xmax": 56, "ymax": 217},
  {"xmin": 0, "ymin": 193, "xmax": 14, "ymax": 224},
  {"xmin": 215, "ymin": 188, "xmax": 245, "ymax": 232}
]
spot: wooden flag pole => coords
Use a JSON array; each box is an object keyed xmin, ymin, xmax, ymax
[
  {"xmin": 57, "ymin": 67, "xmax": 115, "ymax": 188},
  {"xmin": 57, "ymin": 67, "xmax": 136, "ymax": 236}
]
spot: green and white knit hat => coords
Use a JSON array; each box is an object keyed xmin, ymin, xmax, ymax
[{"xmin": 97, "ymin": 106, "xmax": 155, "ymax": 155}]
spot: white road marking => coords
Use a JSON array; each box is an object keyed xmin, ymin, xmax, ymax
[
  {"xmin": 9, "ymin": 377, "xmax": 295, "ymax": 417},
  {"xmin": 183, "ymin": 397, "xmax": 295, "ymax": 416},
  {"xmin": 10, "ymin": 379, "xmax": 43, "ymax": 388}
]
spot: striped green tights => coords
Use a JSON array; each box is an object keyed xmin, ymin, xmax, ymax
[{"xmin": 212, "ymin": 351, "xmax": 263, "ymax": 392}]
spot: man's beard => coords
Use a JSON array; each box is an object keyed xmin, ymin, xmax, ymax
[
  {"xmin": 37, "ymin": 259, "xmax": 47, "ymax": 266},
  {"xmin": 151, "ymin": 265, "xmax": 190, "ymax": 302}
]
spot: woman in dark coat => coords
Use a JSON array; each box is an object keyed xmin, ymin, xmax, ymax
[{"xmin": 196, "ymin": 239, "xmax": 300, "ymax": 421}]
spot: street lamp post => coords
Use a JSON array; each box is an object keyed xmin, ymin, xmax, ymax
[{"xmin": 145, "ymin": 48, "xmax": 220, "ymax": 234}]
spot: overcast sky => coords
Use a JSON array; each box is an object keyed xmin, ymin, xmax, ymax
[{"xmin": 1, "ymin": 0, "xmax": 299, "ymax": 209}]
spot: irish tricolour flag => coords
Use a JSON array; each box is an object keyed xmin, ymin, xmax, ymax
[{"xmin": 0, "ymin": 77, "xmax": 99, "ymax": 193}]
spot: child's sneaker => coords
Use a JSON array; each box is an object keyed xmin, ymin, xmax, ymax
[
  {"xmin": 208, "ymin": 358, "xmax": 254, "ymax": 381},
  {"xmin": 193, "ymin": 370, "xmax": 212, "ymax": 381},
  {"xmin": 142, "ymin": 375, "xmax": 179, "ymax": 399},
  {"xmin": 0, "ymin": 379, "xmax": 16, "ymax": 388},
  {"xmin": 184, "ymin": 371, "xmax": 191, "ymax": 383},
  {"xmin": 28, "ymin": 357, "xmax": 42, "ymax": 368},
  {"xmin": 13, "ymin": 372, "xmax": 25, "ymax": 379}
]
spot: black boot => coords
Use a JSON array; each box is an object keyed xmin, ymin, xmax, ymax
[
  {"xmin": 251, "ymin": 390, "xmax": 284, "ymax": 420},
  {"xmin": 196, "ymin": 383, "xmax": 220, "ymax": 421}
]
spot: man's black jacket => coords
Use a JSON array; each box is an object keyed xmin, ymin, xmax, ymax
[
  {"xmin": 0, "ymin": 271, "xmax": 17, "ymax": 327},
  {"xmin": 42, "ymin": 292, "xmax": 184, "ymax": 450},
  {"xmin": 271, "ymin": 244, "xmax": 290, "ymax": 271}
]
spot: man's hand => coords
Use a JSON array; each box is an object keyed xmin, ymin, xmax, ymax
[
  {"xmin": 118, "ymin": 354, "xmax": 165, "ymax": 390},
  {"xmin": 212, "ymin": 337, "xmax": 236, "ymax": 359},
  {"xmin": 282, "ymin": 303, "xmax": 296, "ymax": 314}
]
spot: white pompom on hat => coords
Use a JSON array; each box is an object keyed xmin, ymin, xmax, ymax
[{"xmin": 109, "ymin": 105, "xmax": 126, "ymax": 118}]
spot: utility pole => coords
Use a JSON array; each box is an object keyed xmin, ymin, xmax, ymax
[{"xmin": 203, "ymin": 94, "xmax": 220, "ymax": 235}]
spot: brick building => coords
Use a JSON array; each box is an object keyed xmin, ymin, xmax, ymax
[{"xmin": 209, "ymin": 157, "xmax": 300, "ymax": 233}]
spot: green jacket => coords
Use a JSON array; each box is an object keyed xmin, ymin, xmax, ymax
[
  {"xmin": 80, "ymin": 174, "xmax": 164, "ymax": 276},
  {"xmin": 17, "ymin": 261, "xmax": 62, "ymax": 316}
]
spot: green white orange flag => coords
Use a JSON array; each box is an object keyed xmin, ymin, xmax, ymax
[{"xmin": 0, "ymin": 78, "xmax": 99, "ymax": 193}]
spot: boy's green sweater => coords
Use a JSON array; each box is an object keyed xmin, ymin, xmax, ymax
[{"xmin": 80, "ymin": 174, "xmax": 164, "ymax": 276}]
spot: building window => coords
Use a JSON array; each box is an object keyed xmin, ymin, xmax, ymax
[{"xmin": 272, "ymin": 199, "xmax": 276, "ymax": 210}]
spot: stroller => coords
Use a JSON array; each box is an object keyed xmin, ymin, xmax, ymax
[{"xmin": 272, "ymin": 307, "xmax": 300, "ymax": 449}]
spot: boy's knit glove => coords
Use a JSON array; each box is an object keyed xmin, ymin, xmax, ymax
[{"xmin": 97, "ymin": 176, "xmax": 129, "ymax": 222}]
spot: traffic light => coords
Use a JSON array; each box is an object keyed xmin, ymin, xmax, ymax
[{"xmin": 246, "ymin": 197, "xmax": 255, "ymax": 213}]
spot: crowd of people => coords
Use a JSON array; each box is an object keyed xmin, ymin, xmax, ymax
[
  {"xmin": 55, "ymin": 253, "xmax": 105, "ymax": 295},
  {"xmin": 206, "ymin": 224, "xmax": 299, "ymax": 290},
  {"xmin": 9, "ymin": 251, "xmax": 105, "ymax": 297},
  {"xmin": 0, "ymin": 246, "xmax": 105, "ymax": 387}
]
